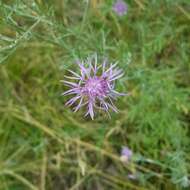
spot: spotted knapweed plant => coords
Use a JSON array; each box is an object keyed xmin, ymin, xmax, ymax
[
  {"xmin": 61, "ymin": 54, "xmax": 126, "ymax": 120},
  {"xmin": 113, "ymin": 0, "xmax": 128, "ymax": 16}
]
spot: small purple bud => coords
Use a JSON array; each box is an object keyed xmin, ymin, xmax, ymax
[
  {"xmin": 113, "ymin": 0, "xmax": 128, "ymax": 16},
  {"xmin": 128, "ymin": 174, "xmax": 137, "ymax": 180},
  {"xmin": 120, "ymin": 146, "xmax": 132, "ymax": 162}
]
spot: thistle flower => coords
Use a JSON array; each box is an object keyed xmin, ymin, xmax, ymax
[
  {"xmin": 61, "ymin": 54, "xmax": 126, "ymax": 120},
  {"xmin": 113, "ymin": 0, "xmax": 128, "ymax": 16},
  {"xmin": 120, "ymin": 146, "xmax": 132, "ymax": 162}
]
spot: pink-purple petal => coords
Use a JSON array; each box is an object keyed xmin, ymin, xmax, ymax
[
  {"xmin": 65, "ymin": 96, "xmax": 81, "ymax": 106},
  {"xmin": 73, "ymin": 97, "xmax": 84, "ymax": 112},
  {"xmin": 88, "ymin": 101, "xmax": 94, "ymax": 120},
  {"xmin": 61, "ymin": 88, "xmax": 79, "ymax": 96}
]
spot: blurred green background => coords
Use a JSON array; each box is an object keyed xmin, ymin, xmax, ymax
[{"xmin": 0, "ymin": 0, "xmax": 190, "ymax": 189}]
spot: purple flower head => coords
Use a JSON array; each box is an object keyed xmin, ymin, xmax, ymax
[
  {"xmin": 120, "ymin": 146, "xmax": 132, "ymax": 162},
  {"xmin": 61, "ymin": 54, "xmax": 126, "ymax": 120},
  {"xmin": 113, "ymin": 0, "xmax": 128, "ymax": 16}
]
